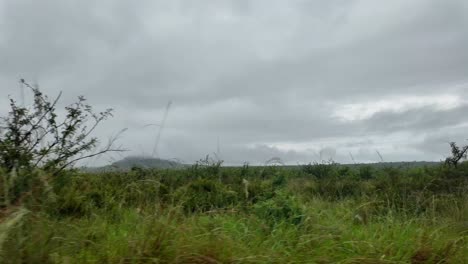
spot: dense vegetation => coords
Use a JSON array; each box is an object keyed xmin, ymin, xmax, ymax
[{"xmin": 1, "ymin": 161, "xmax": 467, "ymax": 263}]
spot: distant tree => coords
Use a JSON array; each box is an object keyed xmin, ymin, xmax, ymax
[
  {"xmin": 0, "ymin": 79, "xmax": 124, "ymax": 206},
  {"xmin": 445, "ymin": 142, "xmax": 468, "ymax": 167}
]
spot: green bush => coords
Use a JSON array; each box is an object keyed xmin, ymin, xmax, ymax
[
  {"xmin": 252, "ymin": 191, "xmax": 303, "ymax": 226},
  {"xmin": 358, "ymin": 165, "xmax": 374, "ymax": 180},
  {"xmin": 173, "ymin": 179, "xmax": 238, "ymax": 213},
  {"xmin": 302, "ymin": 162, "xmax": 338, "ymax": 179}
]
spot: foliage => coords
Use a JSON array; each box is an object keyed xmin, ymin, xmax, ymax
[
  {"xmin": 173, "ymin": 178, "xmax": 238, "ymax": 213},
  {"xmin": 445, "ymin": 141, "xmax": 468, "ymax": 167},
  {"xmin": 358, "ymin": 165, "xmax": 374, "ymax": 180},
  {"xmin": 0, "ymin": 162, "xmax": 467, "ymax": 263},
  {"xmin": 301, "ymin": 161, "xmax": 337, "ymax": 179},
  {"xmin": 0, "ymin": 80, "xmax": 116, "ymax": 174},
  {"xmin": 0, "ymin": 80, "xmax": 119, "ymax": 207},
  {"xmin": 252, "ymin": 191, "xmax": 303, "ymax": 226}
]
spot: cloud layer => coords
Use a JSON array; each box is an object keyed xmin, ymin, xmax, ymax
[{"xmin": 1, "ymin": 0, "xmax": 468, "ymax": 165}]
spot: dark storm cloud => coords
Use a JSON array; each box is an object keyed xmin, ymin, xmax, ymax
[{"xmin": 1, "ymin": 0, "xmax": 468, "ymax": 165}]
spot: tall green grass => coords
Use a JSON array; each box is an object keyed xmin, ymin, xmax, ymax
[{"xmin": 1, "ymin": 162, "xmax": 467, "ymax": 263}]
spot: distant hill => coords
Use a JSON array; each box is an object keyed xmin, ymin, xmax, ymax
[
  {"xmin": 83, "ymin": 156, "xmax": 185, "ymax": 172},
  {"xmin": 82, "ymin": 158, "xmax": 442, "ymax": 172},
  {"xmin": 110, "ymin": 156, "xmax": 184, "ymax": 169}
]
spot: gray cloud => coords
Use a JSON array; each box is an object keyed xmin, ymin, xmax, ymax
[
  {"xmin": 1, "ymin": 0, "xmax": 468, "ymax": 165},
  {"xmin": 364, "ymin": 104, "xmax": 468, "ymax": 132}
]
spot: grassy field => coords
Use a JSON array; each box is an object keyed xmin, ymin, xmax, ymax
[{"xmin": 1, "ymin": 161, "xmax": 467, "ymax": 263}]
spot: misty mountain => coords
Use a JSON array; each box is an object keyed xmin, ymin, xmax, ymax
[
  {"xmin": 110, "ymin": 156, "xmax": 184, "ymax": 169},
  {"xmin": 82, "ymin": 156, "xmax": 185, "ymax": 172}
]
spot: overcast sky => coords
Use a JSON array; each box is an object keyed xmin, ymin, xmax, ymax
[{"xmin": 1, "ymin": 0, "xmax": 468, "ymax": 165}]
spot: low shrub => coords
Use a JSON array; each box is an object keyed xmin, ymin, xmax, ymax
[
  {"xmin": 173, "ymin": 179, "xmax": 238, "ymax": 213},
  {"xmin": 252, "ymin": 191, "xmax": 303, "ymax": 226}
]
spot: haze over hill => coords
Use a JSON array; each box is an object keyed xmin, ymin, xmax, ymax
[
  {"xmin": 81, "ymin": 156, "xmax": 182, "ymax": 172},
  {"xmin": 110, "ymin": 156, "xmax": 183, "ymax": 169}
]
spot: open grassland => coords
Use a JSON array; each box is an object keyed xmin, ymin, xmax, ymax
[{"xmin": 1, "ymin": 162, "xmax": 467, "ymax": 263}]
